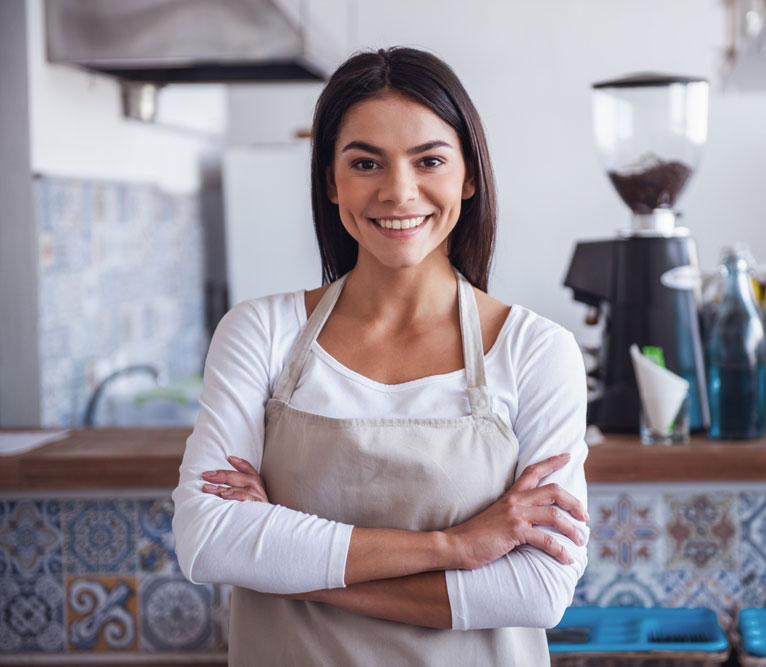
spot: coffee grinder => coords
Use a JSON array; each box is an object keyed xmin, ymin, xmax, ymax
[{"xmin": 564, "ymin": 73, "xmax": 710, "ymax": 432}]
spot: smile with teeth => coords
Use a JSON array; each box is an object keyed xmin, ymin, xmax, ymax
[{"xmin": 372, "ymin": 215, "xmax": 429, "ymax": 230}]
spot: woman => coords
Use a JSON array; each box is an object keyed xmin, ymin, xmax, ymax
[{"xmin": 173, "ymin": 47, "xmax": 589, "ymax": 666}]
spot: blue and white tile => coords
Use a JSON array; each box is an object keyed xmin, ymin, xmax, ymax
[
  {"xmin": 0, "ymin": 574, "xmax": 65, "ymax": 652},
  {"xmin": 139, "ymin": 574, "xmax": 214, "ymax": 651},
  {"xmin": 656, "ymin": 569, "xmax": 741, "ymax": 626},
  {"xmin": 587, "ymin": 491, "xmax": 664, "ymax": 573},
  {"xmin": 66, "ymin": 576, "xmax": 137, "ymax": 651},
  {"xmin": 63, "ymin": 500, "xmax": 137, "ymax": 575},
  {"xmin": 740, "ymin": 490, "xmax": 766, "ymax": 607},
  {"xmin": 34, "ymin": 176, "xmax": 207, "ymax": 427},
  {"xmin": 665, "ymin": 492, "xmax": 740, "ymax": 570},
  {"xmin": 578, "ymin": 568, "xmax": 664, "ymax": 608},
  {"xmin": 0, "ymin": 500, "xmax": 62, "ymax": 578},
  {"xmin": 137, "ymin": 498, "xmax": 179, "ymax": 575}
]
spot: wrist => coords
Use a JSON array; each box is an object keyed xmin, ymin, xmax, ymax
[{"xmin": 432, "ymin": 529, "xmax": 463, "ymax": 571}]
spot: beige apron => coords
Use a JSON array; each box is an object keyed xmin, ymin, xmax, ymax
[{"xmin": 228, "ymin": 269, "xmax": 550, "ymax": 666}]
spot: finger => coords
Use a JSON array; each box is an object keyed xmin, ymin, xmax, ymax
[
  {"xmin": 202, "ymin": 469, "xmax": 263, "ymax": 491},
  {"xmin": 526, "ymin": 506, "xmax": 586, "ymax": 546},
  {"xmin": 202, "ymin": 483, "xmax": 237, "ymax": 499},
  {"xmin": 524, "ymin": 483, "xmax": 589, "ymax": 522},
  {"xmin": 228, "ymin": 455, "xmax": 260, "ymax": 475},
  {"xmin": 202, "ymin": 483, "xmax": 266, "ymax": 502},
  {"xmin": 523, "ymin": 527, "xmax": 576, "ymax": 564},
  {"xmin": 224, "ymin": 485, "xmax": 269, "ymax": 503},
  {"xmin": 512, "ymin": 454, "xmax": 570, "ymax": 491},
  {"xmin": 220, "ymin": 486, "xmax": 264, "ymax": 502}
]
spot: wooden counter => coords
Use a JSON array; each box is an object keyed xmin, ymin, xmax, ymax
[
  {"xmin": 0, "ymin": 427, "xmax": 190, "ymax": 490},
  {"xmin": 1, "ymin": 428, "xmax": 765, "ymax": 489},
  {"xmin": 584, "ymin": 432, "xmax": 766, "ymax": 483}
]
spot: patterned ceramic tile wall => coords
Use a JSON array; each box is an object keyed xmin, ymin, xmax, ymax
[
  {"xmin": 2, "ymin": 484, "xmax": 765, "ymax": 661},
  {"xmin": 574, "ymin": 484, "xmax": 766, "ymax": 627},
  {"xmin": 0, "ymin": 493, "xmax": 228, "ymax": 661},
  {"xmin": 35, "ymin": 176, "xmax": 207, "ymax": 426}
]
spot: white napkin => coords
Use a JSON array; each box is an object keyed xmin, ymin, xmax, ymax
[
  {"xmin": 630, "ymin": 345, "xmax": 689, "ymax": 433},
  {"xmin": 0, "ymin": 430, "xmax": 70, "ymax": 456}
]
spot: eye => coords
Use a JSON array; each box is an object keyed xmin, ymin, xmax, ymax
[
  {"xmin": 419, "ymin": 156, "xmax": 444, "ymax": 168},
  {"xmin": 351, "ymin": 159, "xmax": 379, "ymax": 171}
]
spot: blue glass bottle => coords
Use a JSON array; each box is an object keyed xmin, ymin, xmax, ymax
[{"xmin": 706, "ymin": 246, "xmax": 766, "ymax": 439}]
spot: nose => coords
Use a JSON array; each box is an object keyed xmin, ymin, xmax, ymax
[{"xmin": 378, "ymin": 162, "xmax": 418, "ymax": 205}]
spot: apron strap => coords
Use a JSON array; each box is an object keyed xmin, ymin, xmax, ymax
[
  {"xmin": 455, "ymin": 269, "xmax": 492, "ymax": 418},
  {"xmin": 272, "ymin": 269, "xmax": 492, "ymax": 418},
  {"xmin": 271, "ymin": 273, "xmax": 349, "ymax": 403}
]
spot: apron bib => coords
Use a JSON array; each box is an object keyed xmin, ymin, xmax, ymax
[{"xmin": 228, "ymin": 269, "xmax": 550, "ymax": 666}]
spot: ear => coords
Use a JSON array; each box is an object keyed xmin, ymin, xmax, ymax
[
  {"xmin": 462, "ymin": 166, "xmax": 476, "ymax": 200},
  {"xmin": 326, "ymin": 166, "xmax": 338, "ymax": 204}
]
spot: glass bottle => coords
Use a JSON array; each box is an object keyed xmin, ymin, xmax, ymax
[{"xmin": 706, "ymin": 246, "xmax": 766, "ymax": 439}]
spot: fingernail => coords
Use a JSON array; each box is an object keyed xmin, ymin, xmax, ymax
[
  {"xmin": 560, "ymin": 453, "xmax": 570, "ymax": 459},
  {"xmin": 221, "ymin": 489, "xmax": 232, "ymax": 496},
  {"xmin": 202, "ymin": 471, "xmax": 214, "ymax": 478},
  {"xmin": 202, "ymin": 484, "xmax": 216, "ymax": 492},
  {"xmin": 568, "ymin": 557, "xmax": 575, "ymax": 564},
  {"xmin": 229, "ymin": 455, "xmax": 241, "ymax": 463},
  {"xmin": 584, "ymin": 511, "xmax": 591, "ymax": 521}
]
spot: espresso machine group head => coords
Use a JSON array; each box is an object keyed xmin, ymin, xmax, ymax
[{"xmin": 565, "ymin": 73, "xmax": 710, "ymax": 432}]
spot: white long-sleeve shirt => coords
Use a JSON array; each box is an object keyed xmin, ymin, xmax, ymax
[{"xmin": 172, "ymin": 289, "xmax": 589, "ymax": 630}]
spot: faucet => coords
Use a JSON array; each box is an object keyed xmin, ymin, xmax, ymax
[{"xmin": 83, "ymin": 364, "xmax": 159, "ymax": 427}]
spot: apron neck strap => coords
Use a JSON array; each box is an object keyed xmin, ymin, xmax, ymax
[
  {"xmin": 272, "ymin": 268, "xmax": 491, "ymax": 417},
  {"xmin": 271, "ymin": 274, "xmax": 349, "ymax": 403},
  {"xmin": 455, "ymin": 269, "xmax": 492, "ymax": 417}
]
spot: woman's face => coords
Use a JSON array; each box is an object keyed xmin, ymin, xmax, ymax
[{"xmin": 327, "ymin": 92, "xmax": 475, "ymax": 272}]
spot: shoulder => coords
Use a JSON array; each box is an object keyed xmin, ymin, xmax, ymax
[
  {"xmin": 494, "ymin": 304, "xmax": 583, "ymax": 381},
  {"xmin": 211, "ymin": 290, "xmax": 307, "ymax": 352},
  {"xmin": 505, "ymin": 304, "xmax": 575, "ymax": 349}
]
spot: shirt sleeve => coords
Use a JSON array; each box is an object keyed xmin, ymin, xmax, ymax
[
  {"xmin": 445, "ymin": 327, "xmax": 589, "ymax": 630},
  {"xmin": 171, "ymin": 300, "xmax": 353, "ymax": 594}
]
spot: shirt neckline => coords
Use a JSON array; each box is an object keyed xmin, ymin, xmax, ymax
[{"xmin": 294, "ymin": 289, "xmax": 516, "ymax": 391}]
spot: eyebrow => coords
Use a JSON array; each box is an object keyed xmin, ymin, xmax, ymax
[{"xmin": 340, "ymin": 140, "xmax": 454, "ymax": 155}]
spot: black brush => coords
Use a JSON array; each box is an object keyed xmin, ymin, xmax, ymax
[
  {"xmin": 648, "ymin": 632, "xmax": 712, "ymax": 643},
  {"xmin": 546, "ymin": 627, "xmax": 591, "ymax": 644}
]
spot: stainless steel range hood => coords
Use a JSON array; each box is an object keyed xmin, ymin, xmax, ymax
[{"xmin": 45, "ymin": 0, "xmax": 338, "ymax": 83}]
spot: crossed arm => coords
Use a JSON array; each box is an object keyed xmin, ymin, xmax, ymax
[{"xmin": 200, "ymin": 452, "xmax": 589, "ymax": 629}]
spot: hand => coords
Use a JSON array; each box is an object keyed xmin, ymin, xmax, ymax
[
  {"xmin": 443, "ymin": 453, "xmax": 589, "ymax": 569},
  {"xmin": 201, "ymin": 456, "xmax": 269, "ymax": 502}
]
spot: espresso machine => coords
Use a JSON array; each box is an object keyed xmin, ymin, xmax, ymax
[{"xmin": 565, "ymin": 73, "xmax": 711, "ymax": 432}]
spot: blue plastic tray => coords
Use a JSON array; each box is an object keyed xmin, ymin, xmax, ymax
[
  {"xmin": 740, "ymin": 608, "xmax": 766, "ymax": 657},
  {"xmin": 547, "ymin": 607, "xmax": 728, "ymax": 654}
]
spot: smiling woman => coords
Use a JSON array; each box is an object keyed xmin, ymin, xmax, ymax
[{"xmin": 172, "ymin": 46, "xmax": 589, "ymax": 667}]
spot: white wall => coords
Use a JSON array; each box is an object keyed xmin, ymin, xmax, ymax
[
  {"xmin": 25, "ymin": 0, "xmax": 225, "ymax": 193},
  {"xmin": 228, "ymin": 0, "xmax": 766, "ymax": 341}
]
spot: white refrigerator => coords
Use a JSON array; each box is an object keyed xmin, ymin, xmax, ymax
[{"xmin": 223, "ymin": 140, "xmax": 322, "ymax": 306}]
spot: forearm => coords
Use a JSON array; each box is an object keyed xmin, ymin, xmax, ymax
[
  {"xmin": 302, "ymin": 570, "xmax": 452, "ymax": 629},
  {"xmin": 344, "ymin": 526, "xmax": 457, "ymax": 585}
]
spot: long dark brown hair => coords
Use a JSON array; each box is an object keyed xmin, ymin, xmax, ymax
[{"xmin": 311, "ymin": 47, "xmax": 497, "ymax": 291}]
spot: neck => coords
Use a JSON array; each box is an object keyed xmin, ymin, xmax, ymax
[{"xmin": 340, "ymin": 250, "xmax": 458, "ymax": 327}]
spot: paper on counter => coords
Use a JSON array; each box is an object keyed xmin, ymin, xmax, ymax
[
  {"xmin": 630, "ymin": 344, "xmax": 689, "ymax": 433},
  {"xmin": 0, "ymin": 430, "xmax": 70, "ymax": 456}
]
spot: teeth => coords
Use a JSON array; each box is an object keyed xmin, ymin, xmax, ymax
[{"xmin": 374, "ymin": 216, "xmax": 427, "ymax": 230}]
